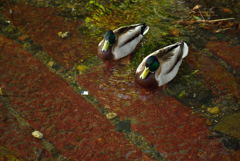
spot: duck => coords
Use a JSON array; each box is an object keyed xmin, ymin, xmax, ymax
[
  {"xmin": 97, "ymin": 23, "xmax": 149, "ymax": 60},
  {"xmin": 136, "ymin": 40, "xmax": 188, "ymax": 88}
]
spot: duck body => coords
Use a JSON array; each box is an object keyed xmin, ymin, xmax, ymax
[
  {"xmin": 136, "ymin": 40, "xmax": 188, "ymax": 88},
  {"xmin": 97, "ymin": 23, "xmax": 149, "ymax": 60}
]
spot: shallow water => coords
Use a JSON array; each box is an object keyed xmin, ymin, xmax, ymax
[{"xmin": 0, "ymin": 0, "xmax": 240, "ymax": 160}]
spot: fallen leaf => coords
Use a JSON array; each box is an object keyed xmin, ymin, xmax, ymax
[
  {"xmin": 172, "ymin": 28, "xmax": 179, "ymax": 36},
  {"xmin": 213, "ymin": 29, "xmax": 223, "ymax": 33},
  {"xmin": 193, "ymin": 5, "xmax": 201, "ymax": 11},
  {"xmin": 193, "ymin": 15, "xmax": 201, "ymax": 20},
  {"xmin": 104, "ymin": 105, "xmax": 111, "ymax": 109},
  {"xmin": 47, "ymin": 61, "xmax": 54, "ymax": 67},
  {"xmin": 222, "ymin": 28, "xmax": 232, "ymax": 31},
  {"xmin": 192, "ymin": 70, "xmax": 199, "ymax": 74},
  {"xmin": 213, "ymin": 28, "xmax": 232, "ymax": 33},
  {"xmin": 226, "ymin": 21, "xmax": 235, "ymax": 27},
  {"xmin": 18, "ymin": 35, "xmax": 27, "ymax": 41},
  {"xmin": 169, "ymin": 28, "xmax": 179, "ymax": 36},
  {"xmin": 219, "ymin": 21, "xmax": 227, "ymax": 26},
  {"xmin": 223, "ymin": 8, "xmax": 231, "ymax": 12},
  {"xmin": 77, "ymin": 65, "xmax": 88, "ymax": 71},
  {"xmin": 58, "ymin": 31, "xmax": 70, "ymax": 38},
  {"xmin": 178, "ymin": 90, "xmax": 186, "ymax": 98},
  {"xmin": 203, "ymin": 25, "xmax": 212, "ymax": 30},
  {"xmin": 207, "ymin": 107, "xmax": 220, "ymax": 114},
  {"xmin": 106, "ymin": 112, "xmax": 117, "ymax": 119}
]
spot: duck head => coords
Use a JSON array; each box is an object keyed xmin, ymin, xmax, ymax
[
  {"xmin": 140, "ymin": 56, "xmax": 160, "ymax": 79},
  {"xmin": 102, "ymin": 30, "xmax": 115, "ymax": 52}
]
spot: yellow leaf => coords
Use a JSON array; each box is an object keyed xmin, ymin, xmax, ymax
[{"xmin": 77, "ymin": 65, "xmax": 88, "ymax": 71}]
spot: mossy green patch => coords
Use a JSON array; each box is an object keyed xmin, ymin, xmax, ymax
[{"xmin": 214, "ymin": 112, "xmax": 240, "ymax": 140}]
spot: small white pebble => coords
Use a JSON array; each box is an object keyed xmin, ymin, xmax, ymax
[
  {"xmin": 106, "ymin": 113, "xmax": 117, "ymax": 119},
  {"xmin": 32, "ymin": 131, "xmax": 43, "ymax": 139},
  {"xmin": 47, "ymin": 61, "xmax": 54, "ymax": 67},
  {"xmin": 58, "ymin": 32, "xmax": 70, "ymax": 38}
]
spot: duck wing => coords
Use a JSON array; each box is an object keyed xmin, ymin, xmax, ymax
[
  {"xmin": 113, "ymin": 23, "xmax": 149, "ymax": 48},
  {"xmin": 136, "ymin": 41, "xmax": 184, "ymax": 74},
  {"xmin": 155, "ymin": 40, "xmax": 188, "ymax": 86}
]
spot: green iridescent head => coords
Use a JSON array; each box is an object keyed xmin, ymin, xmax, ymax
[
  {"xmin": 102, "ymin": 30, "xmax": 115, "ymax": 52},
  {"xmin": 104, "ymin": 30, "xmax": 115, "ymax": 45},
  {"xmin": 146, "ymin": 56, "xmax": 160, "ymax": 72},
  {"xmin": 140, "ymin": 56, "xmax": 160, "ymax": 79}
]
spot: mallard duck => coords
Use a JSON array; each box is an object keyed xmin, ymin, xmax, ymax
[
  {"xmin": 97, "ymin": 23, "xmax": 149, "ymax": 60},
  {"xmin": 136, "ymin": 40, "xmax": 188, "ymax": 88}
]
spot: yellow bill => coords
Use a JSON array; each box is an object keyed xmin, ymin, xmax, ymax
[
  {"xmin": 102, "ymin": 40, "xmax": 109, "ymax": 52},
  {"xmin": 140, "ymin": 67, "xmax": 150, "ymax": 79}
]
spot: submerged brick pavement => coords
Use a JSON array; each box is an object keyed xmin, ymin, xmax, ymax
[{"xmin": 1, "ymin": 2, "xmax": 240, "ymax": 161}]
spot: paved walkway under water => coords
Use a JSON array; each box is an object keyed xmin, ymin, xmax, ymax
[{"xmin": 1, "ymin": 1, "xmax": 240, "ymax": 161}]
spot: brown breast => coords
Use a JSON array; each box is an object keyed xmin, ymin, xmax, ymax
[
  {"xmin": 97, "ymin": 43, "xmax": 114, "ymax": 60},
  {"xmin": 135, "ymin": 69, "xmax": 158, "ymax": 88}
]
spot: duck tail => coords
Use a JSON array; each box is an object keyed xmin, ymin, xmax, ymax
[
  {"xmin": 182, "ymin": 41, "xmax": 188, "ymax": 58},
  {"xmin": 178, "ymin": 40, "xmax": 188, "ymax": 58},
  {"xmin": 141, "ymin": 23, "xmax": 149, "ymax": 35}
]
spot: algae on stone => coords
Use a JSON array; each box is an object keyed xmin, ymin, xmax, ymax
[{"xmin": 214, "ymin": 112, "xmax": 240, "ymax": 140}]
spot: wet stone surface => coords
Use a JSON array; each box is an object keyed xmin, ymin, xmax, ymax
[
  {"xmin": 1, "ymin": 0, "xmax": 240, "ymax": 160},
  {"xmin": 214, "ymin": 112, "xmax": 240, "ymax": 140}
]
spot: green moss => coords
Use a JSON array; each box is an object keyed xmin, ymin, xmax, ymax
[
  {"xmin": 131, "ymin": 43, "xmax": 158, "ymax": 68},
  {"xmin": 214, "ymin": 112, "xmax": 240, "ymax": 140}
]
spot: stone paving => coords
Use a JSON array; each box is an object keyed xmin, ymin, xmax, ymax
[{"xmin": 1, "ymin": 1, "xmax": 240, "ymax": 161}]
